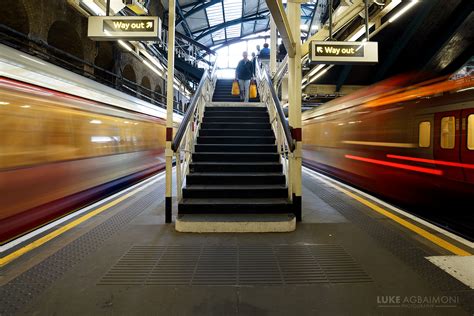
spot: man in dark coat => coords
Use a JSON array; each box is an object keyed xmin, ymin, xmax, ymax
[{"xmin": 235, "ymin": 51, "xmax": 253, "ymax": 102}]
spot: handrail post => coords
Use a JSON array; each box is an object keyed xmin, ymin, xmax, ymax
[
  {"xmin": 288, "ymin": 0, "xmax": 302, "ymax": 221},
  {"xmin": 165, "ymin": 0, "xmax": 176, "ymax": 223}
]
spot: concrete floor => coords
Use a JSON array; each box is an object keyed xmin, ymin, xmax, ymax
[{"xmin": 2, "ymin": 171, "xmax": 473, "ymax": 315}]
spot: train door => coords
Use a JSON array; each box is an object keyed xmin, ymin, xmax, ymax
[
  {"xmin": 460, "ymin": 109, "xmax": 474, "ymax": 183},
  {"xmin": 433, "ymin": 111, "xmax": 464, "ymax": 181}
]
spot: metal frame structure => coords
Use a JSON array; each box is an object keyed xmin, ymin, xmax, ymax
[
  {"xmin": 171, "ymin": 60, "xmax": 218, "ymax": 205},
  {"xmin": 255, "ymin": 57, "xmax": 296, "ymax": 210}
]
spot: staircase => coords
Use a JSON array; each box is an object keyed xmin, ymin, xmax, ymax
[
  {"xmin": 176, "ymin": 102, "xmax": 294, "ymax": 231},
  {"xmin": 212, "ymin": 79, "xmax": 260, "ymax": 102}
]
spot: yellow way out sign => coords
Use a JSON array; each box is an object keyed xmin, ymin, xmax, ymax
[
  {"xmin": 309, "ymin": 41, "xmax": 378, "ymax": 65},
  {"xmin": 88, "ymin": 16, "xmax": 161, "ymax": 40}
]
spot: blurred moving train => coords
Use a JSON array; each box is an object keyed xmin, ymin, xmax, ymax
[
  {"xmin": 302, "ymin": 74, "xmax": 474, "ymax": 239},
  {"xmin": 0, "ymin": 77, "xmax": 171, "ymax": 242}
]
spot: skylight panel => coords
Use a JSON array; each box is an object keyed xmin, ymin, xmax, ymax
[
  {"xmin": 212, "ymin": 29, "xmax": 226, "ymax": 41},
  {"xmin": 223, "ymin": 0, "xmax": 242, "ymax": 21},
  {"xmin": 226, "ymin": 24, "xmax": 241, "ymax": 38},
  {"xmin": 206, "ymin": 3, "xmax": 224, "ymax": 27}
]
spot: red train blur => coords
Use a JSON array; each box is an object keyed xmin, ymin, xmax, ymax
[
  {"xmin": 0, "ymin": 77, "xmax": 168, "ymax": 243},
  {"xmin": 302, "ymin": 75, "xmax": 474, "ymax": 239}
]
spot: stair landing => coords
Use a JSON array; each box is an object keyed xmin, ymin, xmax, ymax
[{"xmin": 176, "ymin": 214, "xmax": 296, "ymax": 233}]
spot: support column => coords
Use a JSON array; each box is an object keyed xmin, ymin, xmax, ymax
[
  {"xmin": 165, "ymin": 0, "xmax": 176, "ymax": 223},
  {"xmin": 287, "ymin": 0, "xmax": 302, "ymax": 221},
  {"xmin": 270, "ymin": 15, "xmax": 277, "ymax": 76}
]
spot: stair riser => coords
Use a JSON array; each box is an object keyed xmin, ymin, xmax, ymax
[
  {"xmin": 182, "ymin": 188, "xmax": 288, "ymax": 199},
  {"xmin": 203, "ymin": 117, "xmax": 269, "ymax": 123},
  {"xmin": 190, "ymin": 164, "xmax": 282, "ymax": 173},
  {"xmin": 192, "ymin": 153, "xmax": 280, "ymax": 162},
  {"xmin": 178, "ymin": 204, "xmax": 292, "ymax": 214},
  {"xmin": 199, "ymin": 130, "xmax": 274, "ymax": 137},
  {"xmin": 204, "ymin": 111, "xmax": 269, "ymax": 118},
  {"xmin": 201, "ymin": 123, "xmax": 271, "ymax": 130},
  {"xmin": 195, "ymin": 145, "xmax": 277, "ymax": 153},
  {"xmin": 186, "ymin": 175, "xmax": 286, "ymax": 185},
  {"xmin": 205, "ymin": 107, "xmax": 266, "ymax": 112},
  {"xmin": 197, "ymin": 137, "xmax": 275, "ymax": 144},
  {"xmin": 212, "ymin": 99, "xmax": 260, "ymax": 102}
]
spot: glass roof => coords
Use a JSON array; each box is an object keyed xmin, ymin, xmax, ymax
[{"xmin": 172, "ymin": 0, "xmax": 323, "ymax": 49}]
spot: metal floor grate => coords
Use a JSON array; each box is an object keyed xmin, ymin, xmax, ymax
[{"xmin": 98, "ymin": 244, "xmax": 372, "ymax": 286}]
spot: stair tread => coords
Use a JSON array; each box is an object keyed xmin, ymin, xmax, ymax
[
  {"xmin": 181, "ymin": 198, "xmax": 290, "ymax": 205},
  {"xmin": 188, "ymin": 172, "xmax": 283, "ymax": 176},
  {"xmin": 184, "ymin": 184, "xmax": 287, "ymax": 189},
  {"xmin": 198, "ymin": 136, "xmax": 275, "ymax": 138},
  {"xmin": 191, "ymin": 162, "xmax": 281, "ymax": 165},
  {"xmin": 193, "ymin": 152, "xmax": 278, "ymax": 155},
  {"xmin": 196, "ymin": 144, "xmax": 275, "ymax": 147}
]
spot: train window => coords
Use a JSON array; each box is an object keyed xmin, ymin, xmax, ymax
[
  {"xmin": 418, "ymin": 121, "xmax": 431, "ymax": 147},
  {"xmin": 468, "ymin": 114, "xmax": 474, "ymax": 150},
  {"xmin": 440, "ymin": 116, "xmax": 455, "ymax": 149}
]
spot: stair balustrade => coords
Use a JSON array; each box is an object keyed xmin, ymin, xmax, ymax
[
  {"xmin": 171, "ymin": 60, "xmax": 218, "ymax": 200},
  {"xmin": 255, "ymin": 57, "xmax": 296, "ymax": 202}
]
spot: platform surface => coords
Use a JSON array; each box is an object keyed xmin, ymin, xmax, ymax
[{"xmin": 1, "ymin": 169, "xmax": 473, "ymax": 315}]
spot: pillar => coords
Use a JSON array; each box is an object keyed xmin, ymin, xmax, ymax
[
  {"xmin": 270, "ymin": 15, "xmax": 277, "ymax": 76},
  {"xmin": 165, "ymin": 0, "xmax": 176, "ymax": 223},
  {"xmin": 287, "ymin": 0, "xmax": 302, "ymax": 221}
]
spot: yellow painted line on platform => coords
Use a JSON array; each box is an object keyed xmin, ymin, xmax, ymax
[
  {"xmin": 306, "ymin": 170, "xmax": 472, "ymax": 256},
  {"xmin": 0, "ymin": 174, "xmax": 164, "ymax": 267}
]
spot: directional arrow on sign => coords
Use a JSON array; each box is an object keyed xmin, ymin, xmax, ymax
[
  {"xmin": 317, "ymin": 46, "xmax": 323, "ymax": 53},
  {"xmin": 146, "ymin": 21, "xmax": 153, "ymax": 28}
]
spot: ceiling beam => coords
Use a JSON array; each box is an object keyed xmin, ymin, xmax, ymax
[
  {"xmin": 176, "ymin": 0, "xmax": 222, "ymax": 24},
  {"xmin": 374, "ymin": 0, "xmax": 438, "ymax": 81},
  {"xmin": 265, "ymin": 0, "xmax": 296, "ymax": 57},
  {"xmin": 176, "ymin": 1, "xmax": 194, "ymax": 38},
  {"xmin": 302, "ymin": 0, "xmax": 365, "ymax": 56},
  {"xmin": 194, "ymin": 15, "xmax": 267, "ymax": 40},
  {"xmin": 422, "ymin": 0, "xmax": 474, "ymax": 73}
]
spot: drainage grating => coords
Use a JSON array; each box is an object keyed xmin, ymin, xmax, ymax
[{"xmin": 98, "ymin": 244, "xmax": 372, "ymax": 286}]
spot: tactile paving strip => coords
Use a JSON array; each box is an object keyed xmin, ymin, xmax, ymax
[
  {"xmin": 302, "ymin": 174, "xmax": 474, "ymax": 314},
  {"xmin": 0, "ymin": 187, "xmax": 161, "ymax": 315},
  {"xmin": 98, "ymin": 244, "xmax": 372, "ymax": 285}
]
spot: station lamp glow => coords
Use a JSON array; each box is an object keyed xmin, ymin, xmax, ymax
[
  {"xmin": 118, "ymin": 40, "xmax": 133, "ymax": 52},
  {"xmin": 389, "ymin": 0, "xmax": 419, "ymax": 23}
]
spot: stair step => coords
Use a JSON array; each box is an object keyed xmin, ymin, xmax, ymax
[
  {"xmin": 201, "ymin": 123, "xmax": 271, "ymax": 130},
  {"xmin": 197, "ymin": 136, "xmax": 275, "ymax": 144},
  {"xmin": 186, "ymin": 173, "xmax": 285, "ymax": 185},
  {"xmin": 203, "ymin": 117, "xmax": 269, "ymax": 123},
  {"xmin": 190, "ymin": 162, "xmax": 283, "ymax": 173},
  {"xmin": 204, "ymin": 111, "xmax": 269, "ymax": 118},
  {"xmin": 178, "ymin": 198, "xmax": 292, "ymax": 214},
  {"xmin": 205, "ymin": 106, "xmax": 266, "ymax": 112},
  {"xmin": 195, "ymin": 144, "xmax": 277, "ymax": 153},
  {"xmin": 182, "ymin": 185, "xmax": 288, "ymax": 198},
  {"xmin": 192, "ymin": 152, "xmax": 280, "ymax": 162},
  {"xmin": 199, "ymin": 129, "xmax": 274, "ymax": 137}
]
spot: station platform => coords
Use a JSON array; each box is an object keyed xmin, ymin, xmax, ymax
[{"xmin": 1, "ymin": 168, "xmax": 473, "ymax": 315}]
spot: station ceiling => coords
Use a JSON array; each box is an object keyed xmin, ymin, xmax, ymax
[
  {"xmin": 161, "ymin": 0, "xmax": 473, "ymax": 87},
  {"xmin": 161, "ymin": 0, "xmax": 328, "ymax": 48}
]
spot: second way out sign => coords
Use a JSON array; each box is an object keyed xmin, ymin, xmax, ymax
[
  {"xmin": 309, "ymin": 41, "xmax": 378, "ymax": 65},
  {"xmin": 88, "ymin": 16, "xmax": 161, "ymax": 40}
]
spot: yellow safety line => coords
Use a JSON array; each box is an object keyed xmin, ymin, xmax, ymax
[
  {"xmin": 0, "ymin": 179, "xmax": 156, "ymax": 267},
  {"xmin": 316, "ymin": 175, "xmax": 472, "ymax": 256}
]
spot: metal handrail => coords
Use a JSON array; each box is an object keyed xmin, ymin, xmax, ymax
[
  {"xmin": 273, "ymin": 55, "xmax": 288, "ymax": 85},
  {"xmin": 171, "ymin": 57, "xmax": 218, "ymax": 200},
  {"xmin": 171, "ymin": 71, "xmax": 208, "ymax": 151},
  {"xmin": 256, "ymin": 57, "xmax": 295, "ymax": 152}
]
